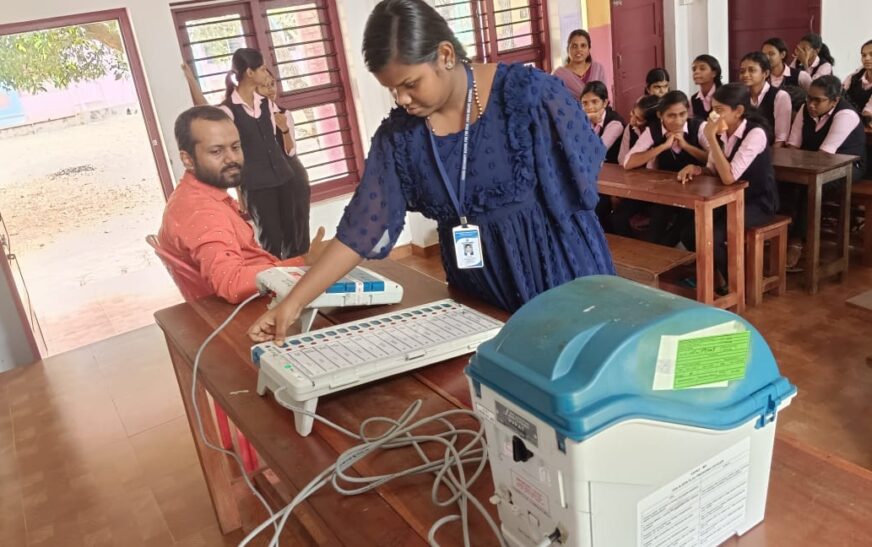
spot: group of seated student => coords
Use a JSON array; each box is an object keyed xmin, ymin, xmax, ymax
[{"xmin": 562, "ymin": 27, "xmax": 870, "ymax": 289}]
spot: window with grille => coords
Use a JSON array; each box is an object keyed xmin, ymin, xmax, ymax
[
  {"xmin": 434, "ymin": 0, "xmax": 550, "ymax": 70},
  {"xmin": 172, "ymin": 0, "xmax": 364, "ymax": 201}
]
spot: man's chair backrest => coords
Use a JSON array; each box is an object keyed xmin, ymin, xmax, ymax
[{"xmin": 145, "ymin": 234, "xmax": 212, "ymax": 302}]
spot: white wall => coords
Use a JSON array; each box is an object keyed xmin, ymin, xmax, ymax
[
  {"xmin": 663, "ymin": 0, "xmax": 729, "ymax": 94},
  {"xmin": 821, "ymin": 0, "xmax": 872, "ymax": 80}
]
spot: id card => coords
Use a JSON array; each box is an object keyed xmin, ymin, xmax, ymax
[{"xmin": 452, "ymin": 224, "xmax": 484, "ymax": 269}]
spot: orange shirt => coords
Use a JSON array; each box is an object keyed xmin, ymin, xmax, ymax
[{"xmin": 158, "ymin": 171, "xmax": 303, "ymax": 303}]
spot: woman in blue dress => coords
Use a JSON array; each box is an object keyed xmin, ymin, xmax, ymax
[{"xmin": 249, "ymin": 0, "xmax": 613, "ymax": 342}]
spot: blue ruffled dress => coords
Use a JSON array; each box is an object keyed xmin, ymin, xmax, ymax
[{"xmin": 336, "ymin": 63, "xmax": 614, "ymax": 312}]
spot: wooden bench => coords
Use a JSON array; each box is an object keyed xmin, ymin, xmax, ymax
[
  {"xmin": 745, "ymin": 215, "xmax": 791, "ymax": 307},
  {"xmin": 853, "ymin": 180, "xmax": 872, "ymax": 266},
  {"xmin": 605, "ymin": 233, "xmax": 696, "ymax": 287}
]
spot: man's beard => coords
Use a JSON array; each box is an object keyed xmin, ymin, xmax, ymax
[{"xmin": 193, "ymin": 160, "xmax": 243, "ymax": 189}]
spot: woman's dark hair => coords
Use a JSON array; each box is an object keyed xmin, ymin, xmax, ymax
[
  {"xmin": 565, "ymin": 29, "xmax": 592, "ymax": 64},
  {"xmin": 657, "ymin": 90, "xmax": 690, "ymax": 114},
  {"xmin": 740, "ymin": 51, "xmax": 771, "ymax": 74},
  {"xmin": 762, "ymin": 37, "xmax": 789, "ymax": 58},
  {"xmin": 581, "ymin": 80, "xmax": 609, "ymax": 102},
  {"xmin": 636, "ymin": 94, "xmax": 661, "ymax": 126},
  {"xmin": 693, "ymin": 54, "xmax": 723, "ymax": 87},
  {"xmin": 713, "ymin": 83, "xmax": 773, "ymax": 144},
  {"xmin": 362, "ymin": 0, "xmax": 467, "ymax": 73},
  {"xmin": 224, "ymin": 48, "xmax": 264, "ymax": 103},
  {"xmin": 799, "ymin": 33, "xmax": 835, "ymax": 66},
  {"xmin": 810, "ymin": 74, "xmax": 845, "ymax": 101},
  {"xmin": 645, "ymin": 67, "xmax": 670, "ymax": 88}
]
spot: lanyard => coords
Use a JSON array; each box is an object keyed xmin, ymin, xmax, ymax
[{"xmin": 428, "ymin": 64, "xmax": 474, "ymax": 226}]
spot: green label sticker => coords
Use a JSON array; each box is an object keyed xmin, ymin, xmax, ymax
[{"xmin": 673, "ymin": 331, "xmax": 750, "ymax": 389}]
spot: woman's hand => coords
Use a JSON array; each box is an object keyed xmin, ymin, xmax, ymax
[
  {"xmin": 304, "ymin": 227, "xmax": 329, "ymax": 265},
  {"xmin": 677, "ymin": 165, "xmax": 702, "ymax": 184},
  {"xmin": 274, "ymin": 110, "xmax": 290, "ymax": 133},
  {"xmin": 248, "ymin": 298, "xmax": 303, "ymax": 344},
  {"xmin": 659, "ymin": 132, "xmax": 676, "ymax": 151}
]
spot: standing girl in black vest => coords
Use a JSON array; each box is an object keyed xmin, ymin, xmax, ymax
[
  {"xmin": 691, "ymin": 55, "xmax": 722, "ymax": 120},
  {"xmin": 677, "ymin": 83, "xmax": 778, "ymax": 288},
  {"xmin": 842, "ymin": 39, "xmax": 872, "ymax": 128},
  {"xmin": 623, "ymin": 91, "xmax": 707, "ymax": 244},
  {"xmin": 783, "ymin": 75, "xmax": 867, "ymax": 269},
  {"xmin": 582, "ymin": 80, "xmax": 625, "ymax": 230},
  {"xmin": 792, "ymin": 33, "xmax": 835, "ymax": 89},
  {"xmin": 739, "ymin": 51, "xmax": 793, "ymax": 146}
]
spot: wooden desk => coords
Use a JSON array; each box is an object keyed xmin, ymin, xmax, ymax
[
  {"xmin": 771, "ymin": 148, "xmax": 858, "ymax": 294},
  {"xmin": 598, "ymin": 163, "xmax": 747, "ymax": 312},
  {"xmin": 155, "ymin": 261, "xmax": 872, "ymax": 546}
]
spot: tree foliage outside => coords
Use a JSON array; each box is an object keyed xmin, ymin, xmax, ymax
[{"xmin": 0, "ymin": 22, "xmax": 129, "ymax": 94}]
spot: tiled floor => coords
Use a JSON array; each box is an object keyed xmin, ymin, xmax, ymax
[{"xmin": 0, "ymin": 254, "xmax": 870, "ymax": 546}]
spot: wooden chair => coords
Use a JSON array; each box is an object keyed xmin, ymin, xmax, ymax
[
  {"xmin": 146, "ymin": 235, "xmax": 259, "ymax": 474},
  {"xmin": 605, "ymin": 233, "xmax": 696, "ymax": 287},
  {"xmin": 745, "ymin": 216, "xmax": 791, "ymax": 307},
  {"xmin": 852, "ymin": 180, "xmax": 872, "ymax": 266}
]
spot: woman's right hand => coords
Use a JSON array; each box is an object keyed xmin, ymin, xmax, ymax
[{"xmin": 248, "ymin": 298, "xmax": 302, "ymax": 344}]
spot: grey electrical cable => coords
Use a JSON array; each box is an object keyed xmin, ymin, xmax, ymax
[
  {"xmin": 238, "ymin": 390, "xmax": 507, "ymax": 547},
  {"xmin": 191, "ymin": 292, "xmax": 279, "ymax": 540}
]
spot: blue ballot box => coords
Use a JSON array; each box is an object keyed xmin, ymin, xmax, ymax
[{"xmin": 467, "ymin": 275, "xmax": 796, "ymax": 547}]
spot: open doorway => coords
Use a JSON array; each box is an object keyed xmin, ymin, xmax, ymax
[{"xmin": 0, "ymin": 10, "xmax": 181, "ymax": 357}]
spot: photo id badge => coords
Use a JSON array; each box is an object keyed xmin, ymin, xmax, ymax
[{"xmin": 452, "ymin": 224, "xmax": 484, "ymax": 269}]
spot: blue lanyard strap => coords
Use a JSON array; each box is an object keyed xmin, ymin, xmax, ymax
[{"xmin": 428, "ymin": 63, "xmax": 474, "ymax": 226}]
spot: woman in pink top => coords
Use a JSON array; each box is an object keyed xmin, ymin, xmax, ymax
[
  {"xmin": 552, "ymin": 29, "xmax": 608, "ymax": 99},
  {"xmin": 791, "ymin": 33, "xmax": 835, "ymax": 89}
]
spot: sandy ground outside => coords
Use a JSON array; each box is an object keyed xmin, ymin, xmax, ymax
[{"xmin": 0, "ymin": 113, "xmax": 182, "ymax": 356}]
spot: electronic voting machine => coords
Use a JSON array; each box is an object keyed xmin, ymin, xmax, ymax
[{"xmin": 255, "ymin": 266, "xmax": 403, "ymax": 332}]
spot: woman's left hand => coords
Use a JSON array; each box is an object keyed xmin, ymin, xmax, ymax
[
  {"xmin": 274, "ymin": 110, "xmax": 289, "ymax": 132},
  {"xmin": 677, "ymin": 165, "xmax": 702, "ymax": 184}
]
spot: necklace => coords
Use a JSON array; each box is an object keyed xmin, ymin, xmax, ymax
[{"xmin": 427, "ymin": 62, "xmax": 485, "ymax": 134}]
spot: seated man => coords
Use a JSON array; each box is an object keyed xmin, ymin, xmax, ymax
[{"xmin": 158, "ymin": 106, "xmax": 324, "ymax": 303}]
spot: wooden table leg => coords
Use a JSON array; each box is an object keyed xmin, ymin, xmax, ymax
[
  {"xmin": 695, "ymin": 202, "xmax": 715, "ymax": 305},
  {"xmin": 836, "ymin": 168, "xmax": 853, "ymax": 282},
  {"xmin": 805, "ymin": 177, "xmax": 823, "ymax": 294},
  {"xmin": 726, "ymin": 192, "xmax": 745, "ymax": 313},
  {"xmin": 166, "ymin": 341, "xmax": 242, "ymax": 534},
  {"xmin": 864, "ymin": 196, "xmax": 872, "ymax": 267}
]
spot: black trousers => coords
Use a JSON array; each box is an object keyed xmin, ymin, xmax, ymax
[
  {"xmin": 245, "ymin": 155, "xmax": 311, "ymax": 259},
  {"xmin": 681, "ymin": 202, "xmax": 774, "ymax": 282}
]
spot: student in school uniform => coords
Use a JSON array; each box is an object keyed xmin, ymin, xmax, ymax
[
  {"xmin": 617, "ymin": 94, "xmax": 661, "ymax": 167},
  {"xmin": 783, "ymin": 75, "xmax": 868, "ymax": 268},
  {"xmin": 842, "ymin": 39, "xmax": 872, "ymax": 127},
  {"xmin": 552, "ymin": 29, "xmax": 608, "ymax": 99},
  {"xmin": 644, "ymin": 68, "xmax": 671, "ymax": 98},
  {"xmin": 762, "ymin": 37, "xmax": 807, "ymax": 90},
  {"xmin": 791, "ymin": 33, "xmax": 835, "ymax": 90},
  {"xmin": 622, "ymin": 91, "xmax": 708, "ymax": 244},
  {"xmin": 582, "ymin": 80, "xmax": 625, "ymax": 230},
  {"xmin": 691, "ymin": 55, "xmax": 723, "ymax": 119},
  {"xmin": 676, "ymin": 84, "xmax": 779, "ymax": 289},
  {"xmin": 612, "ymin": 94, "xmax": 661, "ymax": 238},
  {"xmin": 739, "ymin": 51, "xmax": 793, "ymax": 146}
]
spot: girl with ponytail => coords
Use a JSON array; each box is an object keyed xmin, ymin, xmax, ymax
[{"xmin": 792, "ymin": 33, "xmax": 835, "ymax": 89}]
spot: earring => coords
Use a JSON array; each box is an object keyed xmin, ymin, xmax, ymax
[{"xmin": 446, "ymin": 62, "xmax": 454, "ymax": 70}]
